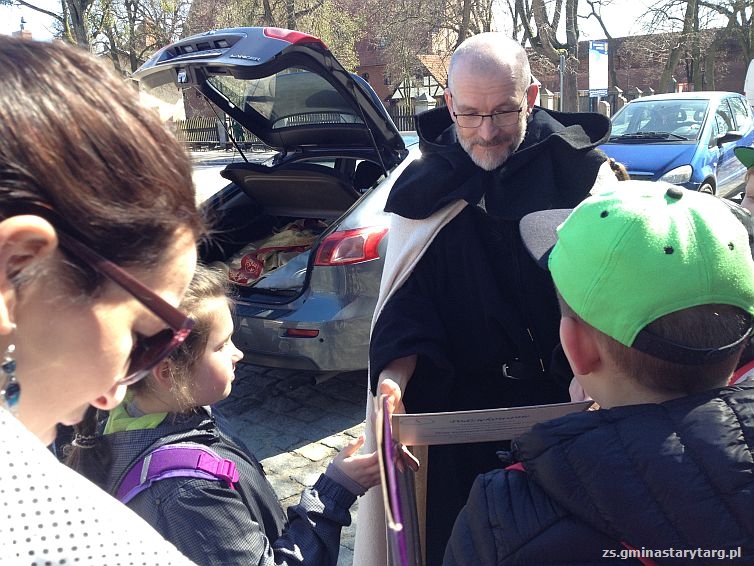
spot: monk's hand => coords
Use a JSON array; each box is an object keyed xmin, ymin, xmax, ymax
[{"xmin": 378, "ymin": 379, "xmax": 419, "ymax": 472}]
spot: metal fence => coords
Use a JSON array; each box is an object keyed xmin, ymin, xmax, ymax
[{"xmin": 171, "ymin": 116, "xmax": 269, "ymax": 151}]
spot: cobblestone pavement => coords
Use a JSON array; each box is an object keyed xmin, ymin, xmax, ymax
[{"xmin": 214, "ymin": 364, "xmax": 368, "ymax": 565}]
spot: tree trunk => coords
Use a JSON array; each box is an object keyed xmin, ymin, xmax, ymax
[
  {"xmin": 529, "ymin": 0, "xmax": 581, "ymax": 111},
  {"xmin": 659, "ymin": 0, "xmax": 696, "ymax": 93},
  {"xmin": 261, "ymin": 0, "xmax": 274, "ymax": 26},
  {"xmin": 285, "ymin": 0, "xmax": 295, "ymax": 29},
  {"xmin": 703, "ymin": 30, "xmax": 724, "ymax": 91},
  {"xmin": 562, "ymin": 0, "xmax": 579, "ymax": 111},
  {"xmin": 456, "ymin": 0, "xmax": 472, "ymax": 47},
  {"xmin": 64, "ymin": 0, "xmax": 90, "ymax": 46},
  {"xmin": 562, "ymin": 56, "xmax": 579, "ymax": 111}
]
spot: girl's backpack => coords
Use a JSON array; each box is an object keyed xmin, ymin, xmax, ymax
[{"xmin": 116, "ymin": 442, "xmax": 239, "ymax": 504}]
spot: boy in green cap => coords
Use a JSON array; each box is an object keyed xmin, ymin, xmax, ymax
[{"xmin": 442, "ymin": 180, "xmax": 754, "ymax": 564}]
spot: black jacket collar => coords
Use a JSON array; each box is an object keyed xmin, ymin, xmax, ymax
[{"xmin": 386, "ymin": 106, "xmax": 610, "ymax": 220}]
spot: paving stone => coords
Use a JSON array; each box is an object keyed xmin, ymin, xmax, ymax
[
  {"xmin": 338, "ymin": 546, "xmax": 354, "ymax": 566},
  {"xmin": 319, "ymin": 432, "xmax": 352, "ymax": 450},
  {"xmin": 344, "ymin": 423, "xmax": 367, "ymax": 438},
  {"xmin": 300, "ymin": 471, "xmax": 323, "ymax": 487},
  {"xmin": 294, "ymin": 442, "xmax": 337, "ymax": 462},
  {"xmin": 262, "ymin": 451, "xmax": 313, "ymax": 473},
  {"xmin": 289, "ymin": 405, "xmax": 329, "ymax": 423},
  {"xmin": 266, "ymin": 476, "xmax": 301, "ymax": 501}
]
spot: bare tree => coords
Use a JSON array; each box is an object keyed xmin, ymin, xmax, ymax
[
  {"xmin": 444, "ymin": 0, "xmax": 495, "ymax": 47},
  {"xmin": 700, "ymin": 0, "xmax": 753, "ymax": 63},
  {"xmin": 0, "ymin": 0, "xmax": 91, "ymax": 45},
  {"xmin": 632, "ymin": 0, "xmax": 744, "ymax": 92},
  {"xmin": 512, "ymin": 0, "xmax": 582, "ymax": 111},
  {"xmin": 358, "ymin": 0, "xmax": 442, "ymax": 99},
  {"xmin": 85, "ymin": 0, "xmax": 191, "ymax": 73},
  {"xmin": 580, "ymin": 0, "xmax": 617, "ymax": 40}
]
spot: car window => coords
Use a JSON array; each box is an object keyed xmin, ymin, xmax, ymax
[
  {"xmin": 610, "ymin": 103, "xmax": 650, "ymax": 135},
  {"xmin": 611, "ymin": 99, "xmax": 706, "ymax": 139},
  {"xmin": 714, "ymin": 98, "xmax": 735, "ymax": 137},
  {"xmin": 207, "ymin": 69, "xmax": 365, "ymax": 129},
  {"xmin": 673, "ymin": 101, "xmax": 706, "ymax": 138},
  {"xmin": 728, "ymin": 96, "xmax": 752, "ymax": 131}
]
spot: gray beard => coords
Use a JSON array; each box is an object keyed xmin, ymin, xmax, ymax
[
  {"xmin": 455, "ymin": 117, "xmax": 527, "ymax": 171},
  {"xmin": 460, "ymin": 138, "xmax": 514, "ymax": 171}
]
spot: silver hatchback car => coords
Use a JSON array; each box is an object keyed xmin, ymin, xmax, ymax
[{"xmin": 135, "ymin": 27, "xmax": 420, "ymax": 379}]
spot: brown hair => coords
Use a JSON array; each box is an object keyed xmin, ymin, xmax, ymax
[
  {"xmin": 129, "ymin": 264, "xmax": 231, "ymax": 411},
  {"xmin": 0, "ymin": 36, "xmax": 204, "ymax": 292},
  {"xmin": 557, "ymin": 293, "xmax": 747, "ymax": 394},
  {"xmin": 608, "ymin": 158, "xmax": 630, "ymax": 181}
]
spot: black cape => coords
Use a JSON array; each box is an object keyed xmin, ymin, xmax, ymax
[{"xmin": 370, "ymin": 105, "xmax": 611, "ymax": 564}]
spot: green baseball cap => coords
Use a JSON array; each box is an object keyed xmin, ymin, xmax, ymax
[
  {"xmin": 734, "ymin": 146, "xmax": 754, "ymax": 169},
  {"xmin": 520, "ymin": 180, "xmax": 754, "ymax": 364}
]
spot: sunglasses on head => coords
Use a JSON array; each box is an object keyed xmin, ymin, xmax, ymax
[{"xmin": 9, "ymin": 201, "xmax": 194, "ymax": 387}]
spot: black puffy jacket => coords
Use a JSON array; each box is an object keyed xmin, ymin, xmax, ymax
[
  {"xmin": 76, "ymin": 408, "xmax": 356, "ymax": 566},
  {"xmin": 444, "ymin": 385, "xmax": 754, "ymax": 565}
]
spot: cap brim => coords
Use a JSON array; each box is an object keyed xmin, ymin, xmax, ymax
[
  {"xmin": 520, "ymin": 208, "xmax": 573, "ymax": 270},
  {"xmin": 734, "ymin": 146, "xmax": 754, "ymax": 169}
]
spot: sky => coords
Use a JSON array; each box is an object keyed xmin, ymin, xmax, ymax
[
  {"xmin": 0, "ymin": 0, "xmax": 59, "ymax": 40},
  {"xmin": 494, "ymin": 0, "xmax": 655, "ymax": 41},
  {"xmin": 0, "ymin": 0, "xmax": 655, "ymax": 42}
]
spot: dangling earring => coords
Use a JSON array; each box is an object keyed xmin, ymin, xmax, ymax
[{"xmin": 1, "ymin": 343, "xmax": 20, "ymax": 415}]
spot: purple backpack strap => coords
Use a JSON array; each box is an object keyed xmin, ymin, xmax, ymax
[{"xmin": 116, "ymin": 443, "xmax": 240, "ymax": 504}]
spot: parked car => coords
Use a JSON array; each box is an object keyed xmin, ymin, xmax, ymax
[
  {"xmin": 599, "ymin": 91, "xmax": 754, "ymax": 198},
  {"xmin": 135, "ymin": 27, "xmax": 420, "ymax": 379}
]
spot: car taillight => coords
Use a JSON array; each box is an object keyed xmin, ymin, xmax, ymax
[
  {"xmin": 284, "ymin": 328, "xmax": 319, "ymax": 338},
  {"xmin": 314, "ymin": 226, "xmax": 388, "ymax": 266},
  {"xmin": 263, "ymin": 28, "xmax": 326, "ymax": 48}
]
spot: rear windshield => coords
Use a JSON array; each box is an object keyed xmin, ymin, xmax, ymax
[{"xmin": 207, "ymin": 68, "xmax": 365, "ymax": 130}]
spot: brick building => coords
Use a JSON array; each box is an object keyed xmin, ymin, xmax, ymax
[{"xmin": 530, "ymin": 32, "xmax": 748, "ymax": 99}]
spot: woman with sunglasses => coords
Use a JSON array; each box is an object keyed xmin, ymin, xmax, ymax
[
  {"xmin": 0, "ymin": 36, "xmax": 203, "ymax": 563},
  {"xmin": 67, "ymin": 264, "xmax": 380, "ymax": 565}
]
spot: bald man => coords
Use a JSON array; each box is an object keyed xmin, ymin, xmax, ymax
[{"xmin": 355, "ymin": 33, "xmax": 614, "ymax": 565}]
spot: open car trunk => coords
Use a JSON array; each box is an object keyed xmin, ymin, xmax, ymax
[
  {"xmin": 134, "ymin": 26, "xmax": 405, "ymax": 302},
  {"xmin": 200, "ymin": 160, "xmax": 361, "ymax": 296}
]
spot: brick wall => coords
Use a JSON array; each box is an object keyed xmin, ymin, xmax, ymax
[{"xmin": 530, "ymin": 33, "xmax": 747, "ymax": 97}]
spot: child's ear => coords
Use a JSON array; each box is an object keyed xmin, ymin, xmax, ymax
[
  {"xmin": 150, "ymin": 361, "xmax": 175, "ymax": 390},
  {"xmin": 560, "ymin": 316, "xmax": 602, "ymax": 376}
]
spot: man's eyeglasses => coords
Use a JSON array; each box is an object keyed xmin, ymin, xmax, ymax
[
  {"xmin": 55, "ymin": 231, "xmax": 194, "ymax": 387},
  {"xmin": 451, "ymin": 88, "xmax": 529, "ymax": 129}
]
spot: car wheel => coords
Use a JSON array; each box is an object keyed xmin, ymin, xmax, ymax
[{"xmin": 699, "ymin": 182, "xmax": 715, "ymax": 195}]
